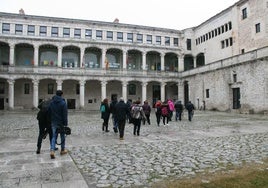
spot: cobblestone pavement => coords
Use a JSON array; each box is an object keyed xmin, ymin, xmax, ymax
[{"xmin": 0, "ymin": 110, "xmax": 268, "ymax": 187}]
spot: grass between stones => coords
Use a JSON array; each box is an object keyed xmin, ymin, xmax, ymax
[{"xmin": 151, "ymin": 158, "xmax": 268, "ymax": 188}]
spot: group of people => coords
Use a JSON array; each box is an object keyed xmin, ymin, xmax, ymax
[
  {"xmin": 36, "ymin": 90, "xmax": 68, "ymax": 159},
  {"xmin": 100, "ymin": 97, "xmax": 195, "ymax": 140}
]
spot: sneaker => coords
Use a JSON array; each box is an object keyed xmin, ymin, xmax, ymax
[
  {"xmin": 50, "ymin": 151, "xmax": 55, "ymax": 159},
  {"xmin": 60, "ymin": 149, "xmax": 68, "ymax": 155},
  {"xmin": 119, "ymin": 137, "xmax": 124, "ymax": 141}
]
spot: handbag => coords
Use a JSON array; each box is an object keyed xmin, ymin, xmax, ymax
[{"xmin": 56, "ymin": 126, "xmax": 71, "ymax": 135}]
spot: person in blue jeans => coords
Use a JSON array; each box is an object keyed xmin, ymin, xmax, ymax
[{"xmin": 48, "ymin": 90, "xmax": 68, "ymax": 159}]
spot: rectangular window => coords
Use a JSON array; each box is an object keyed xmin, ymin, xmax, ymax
[
  {"xmin": 225, "ymin": 39, "xmax": 229, "ymax": 47},
  {"xmin": 96, "ymin": 30, "xmax": 103, "ymax": 40},
  {"xmin": 156, "ymin": 36, "xmax": 161, "ymax": 45},
  {"xmin": 63, "ymin": 28, "xmax": 70, "ymax": 38},
  {"xmin": 85, "ymin": 29, "xmax": 92, "ymax": 38},
  {"xmin": 206, "ymin": 89, "xmax": 209, "ymax": 98},
  {"xmin": 221, "ymin": 40, "xmax": 225, "ymax": 49},
  {"xmin": 15, "ymin": 24, "xmax": 23, "ymax": 34},
  {"xmin": 107, "ymin": 31, "xmax": 113, "ymax": 40},
  {"xmin": 137, "ymin": 34, "xmax": 143, "ymax": 43},
  {"xmin": 165, "ymin": 37, "xmax": 170, "ymax": 46},
  {"xmin": 74, "ymin": 28, "xmax": 81, "ymax": 38},
  {"xmin": 2, "ymin": 23, "xmax": 10, "ymax": 34},
  {"xmin": 228, "ymin": 22, "xmax": 232, "ymax": 30},
  {"xmin": 225, "ymin": 23, "xmax": 228, "ymax": 32},
  {"xmin": 39, "ymin": 26, "xmax": 47, "ymax": 36},
  {"xmin": 48, "ymin": 83, "xmax": 54, "ymax": 94},
  {"xmin": 255, "ymin": 23, "xmax": 260, "ymax": 33},
  {"xmin": 117, "ymin": 32, "xmax": 123, "ymax": 41},
  {"xmin": 28, "ymin": 25, "xmax": 35, "ymax": 35},
  {"xmin": 221, "ymin": 25, "xmax": 225, "ymax": 33},
  {"xmin": 24, "ymin": 83, "xmax": 30, "ymax": 94},
  {"xmin": 218, "ymin": 27, "xmax": 221, "ymax": 35},
  {"xmin": 174, "ymin": 38, "xmax": 178, "ymax": 46},
  {"xmin": 127, "ymin": 33, "xmax": 133, "ymax": 42},
  {"xmin": 229, "ymin": 37, "xmax": 233, "ymax": 46},
  {"xmin": 233, "ymin": 74, "xmax": 237, "ymax": 82},
  {"xmin": 51, "ymin": 27, "xmax": 58, "ymax": 37},
  {"xmin": 242, "ymin": 8, "xmax": 247, "ymax": 19},
  {"xmin": 147, "ymin": 35, "xmax": 152, "ymax": 44},
  {"xmin": 186, "ymin": 39, "xmax": 191, "ymax": 50},
  {"xmin": 214, "ymin": 28, "xmax": 218, "ymax": 36}
]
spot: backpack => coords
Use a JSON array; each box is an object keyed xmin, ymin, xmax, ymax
[
  {"xmin": 131, "ymin": 105, "xmax": 141, "ymax": 119},
  {"xmin": 100, "ymin": 104, "xmax": 105, "ymax": 113},
  {"xmin": 161, "ymin": 106, "xmax": 168, "ymax": 116}
]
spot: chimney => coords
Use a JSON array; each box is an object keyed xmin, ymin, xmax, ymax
[{"xmin": 19, "ymin": 8, "xmax": 25, "ymax": 15}]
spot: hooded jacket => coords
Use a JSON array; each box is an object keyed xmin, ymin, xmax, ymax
[{"xmin": 48, "ymin": 95, "xmax": 68, "ymax": 127}]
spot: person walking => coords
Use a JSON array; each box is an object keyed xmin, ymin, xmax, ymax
[
  {"xmin": 36, "ymin": 98, "xmax": 52, "ymax": 154},
  {"xmin": 185, "ymin": 101, "xmax": 195, "ymax": 121},
  {"xmin": 167, "ymin": 99, "xmax": 175, "ymax": 121},
  {"xmin": 174, "ymin": 100, "xmax": 184, "ymax": 121},
  {"xmin": 110, "ymin": 97, "xmax": 118, "ymax": 133},
  {"xmin": 48, "ymin": 90, "xmax": 68, "ymax": 159},
  {"xmin": 161, "ymin": 100, "xmax": 170, "ymax": 126},
  {"xmin": 154, "ymin": 100, "xmax": 162, "ymax": 126},
  {"xmin": 142, "ymin": 100, "xmax": 151, "ymax": 125},
  {"xmin": 114, "ymin": 97, "xmax": 130, "ymax": 140},
  {"xmin": 131, "ymin": 100, "xmax": 146, "ymax": 136},
  {"xmin": 100, "ymin": 98, "xmax": 111, "ymax": 132}
]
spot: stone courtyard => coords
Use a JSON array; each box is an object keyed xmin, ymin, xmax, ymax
[{"xmin": 0, "ymin": 110, "xmax": 268, "ymax": 187}]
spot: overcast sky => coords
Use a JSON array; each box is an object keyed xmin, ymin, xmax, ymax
[{"xmin": 0, "ymin": 0, "xmax": 238, "ymax": 30}]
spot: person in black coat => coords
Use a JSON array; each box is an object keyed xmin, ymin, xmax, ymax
[
  {"xmin": 100, "ymin": 98, "xmax": 111, "ymax": 132},
  {"xmin": 185, "ymin": 101, "xmax": 195, "ymax": 121},
  {"xmin": 174, "ymin": 100, "xmax": 184, "ymax": 121},
  {"xmin": 114, "ymin": 97, "xmax": 130, "ymax": 140},
  {"xmin": 36, "ymin": 98, "xmax": 52, "ymax": 154}
]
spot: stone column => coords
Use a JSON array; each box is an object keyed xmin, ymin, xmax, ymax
[
  {"xmin": 193, "ymin": 56, "xmax": 197, "ymax": 68},
  {"xmin": 34, "ymin": 45, "xmax": 39, "ymax": 67},
  {"xmin": 178, "ymin": 55, "xmax": 184, "ymax": 72},
  {"xmin": 177, "ymin": 81, "xmax": 184, "ymax": 104},
  {"xmin": 9, "ymin": 44, "xmax": 15, "ymax": 66},
  {"xmin": 32, "ymin": 79, "xmax": 39, "ymax": 109},
  {"xmin": 123, "ymin": 50, "xmax": 127, "ymax": 70},
  {"xmin": 79, "ymin": 80, "xmax": 85, "ymax": 109},
  {"xmin": 57, "ymin": 46, "xmax": 62, "ymax": 67},
  {"xmin": 56, "ymin": 80, "xmax": 63, "ymax": 91},
  {"xmin": 141, "ymin": 82, "xmax": 148, "ymax": 103},
  {"xmin": 142, "ymin": 52, "xmax": 146, "ymax": 70},
  {"xmin": 160, "ymin": 53, "xmax": 165, "ymax": 71},
  {"xmin": 161, "ymin": 82, "xmax": 166, "ymax": 102},
  {"xmin": 101, "ymin": 80, "xmax": 107, "ymax": 100},
  {"xmin": 102, "ymin": 49, "xmax": 106, "ymax": 69},
  {"xmin": 122, "ymin": 81, "xmax": 128, "ymax": 101},
  {"xmin": 80, "ymin": 47, "xmax": 85, "ymax": 68},
  {"xmin": 7, "ymin": 79, "xmax": 14, "ymax": 110}
]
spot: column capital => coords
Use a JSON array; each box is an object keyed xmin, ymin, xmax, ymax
[
  {"xmin": 141, "ymin": 82, "xmax": 148, "ymax": 87},
  {"xmin": 7, "ymin": 79, "xmax": 15, "ymax": 85},
  {"xmin": 56, "ymin": 80, "xmax": 63, "ymax": 85},
  {"xmin": 79, "ymin": 80, "xmax": 86, "ymax": 86},
  {"xmin": 32, "ymin": 79, "xmax": 39, "ymax": 85}
]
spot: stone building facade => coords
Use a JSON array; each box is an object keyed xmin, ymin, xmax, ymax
[{"xmin": 0, "ymin": 0, "xmax": 267, "ymax": 113}]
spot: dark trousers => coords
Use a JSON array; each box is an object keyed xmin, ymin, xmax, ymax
[
  {"xmin": 156, "ymin": 113, "xmax": 161, "ymax": 126},
  {"xmin": 162, "ymin": 115, "xmax": 169, "ymax": 125},
  {"xmin": 176, "ymin": 111, "xmax": 182, "ymax": 121},
  {"xmin": 37, "ymin": 121, "xmax": 52, "ymax": 149},
  {"xmin": 188, "ymin": 111, "xmax": 193, "ymax": 121},
  {"xmin": 118, "ymin": 119, "xmax": 126, "ymax": 138},
  {"xmin": 143, "ymin": 114, "xmax": 151, "ymax": 125},
  {"xmin": 102, "ymin": 118, "xmax": 109, "ymax": 131},
  {"xmin": 133, "ymin": 118, "xmax": 142, "ymax": 136}
]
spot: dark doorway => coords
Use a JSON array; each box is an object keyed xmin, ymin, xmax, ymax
[
  {"xmin": 0, "ymin": 98, "xmax": 4, "ymax": 110},
  {"xmin": 152, "ymin": 85, "xmax": 160, "ymax": 107},
  {"xmin": 184, "ymin": 81, "xmax": 189, "ymax": 106},
  {"xmin": 233, "ymin": 88, "xmax": 241, "ymax": 109},
  {"xmin": 67, "ymin": 99, "xmax": 76, "ymax": 109}
]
